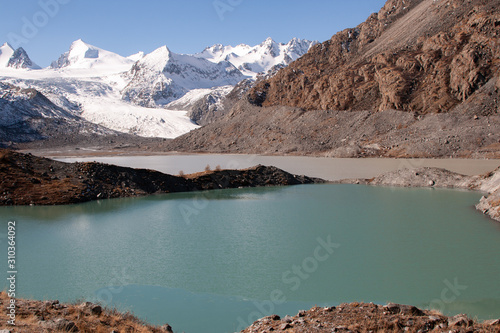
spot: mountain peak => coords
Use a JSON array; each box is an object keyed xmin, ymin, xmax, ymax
[
  {"xmin": 68, "ymin": 39, "xmax": 99, "ymax": 60},
  {"xmin": 128, "ymin": 45, "xmax": 174, "ymax": 77},
  {"xmin": 0, "ymin": 42, "xmax": 39, "ymax": 69},
  {"xmin": 1, "ymin": 42, "xmax": 14, "ymax": 51},
  {"xmin": 262, "ymin": 37, "xmax": 277, "ymax": 46},
  {"xmin": 50, "ymin": 39, "xmax": 133, "ymax": 72},
  {"xmin": 204, "ymin": 43, "xmax": 224, "ymax": 53},
  {"xmin": 127, "ymin": 51, "xmax": 145, "ymax": 62},
  {"xmin": 71, "ymin": 38, "xmax": 87, "ymax": 46}
]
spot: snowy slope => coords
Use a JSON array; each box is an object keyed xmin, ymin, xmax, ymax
[
  {"xmin": 50, "ymin": 39, "xmax": 135, "ymax": 74},
  {"xmin": 0, "ymin": 72, "xmax": 198, "ymax": 139},
  {"xmin": 122, "ymin": 45, "xmax": 245, "ymax": 107},
  {"xmin": 81, "ymin": 96, "xmax": 197, "ymax": 138},
  {"xmin": 0, "ymin": 43, "xmax": 14, "ymax": 68},
  {"xmin": 196, "ymin": 37, "xmax": 317, "ymax": 78},
  {"xmin": 127, "ymin": 51, "xmax": 145, "ymax": 62},
  {"xmin": 166, "ymin": 87, "xmax": 232, "ymax": 111}
]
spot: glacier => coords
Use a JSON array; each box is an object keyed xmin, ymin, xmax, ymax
[{"xmin": 0, "ymin": 37, "xmax": 316, "ymax": 140}]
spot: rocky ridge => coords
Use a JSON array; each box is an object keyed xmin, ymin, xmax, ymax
[{"xmin": 0, "ymin": 149, "xmax": 322, "ymax": 206}]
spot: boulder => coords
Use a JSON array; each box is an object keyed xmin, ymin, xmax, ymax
[
  {"xmin": 383, "ymin": 303, "xmax": 423, "ymax": 316},
  {"xmin": 90, "ymin": 304, "xmax": 102, "ymax": 315},
  {"xmin": 161, "ymin": 324, "xmax": 173, "ymax": 332},
  {"xmin": 448, "ymin": 314, "xmax": 473, "ymax": 327}
]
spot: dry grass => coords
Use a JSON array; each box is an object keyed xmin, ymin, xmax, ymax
[{"xmin": 0, "ymin": 292, "xmax": 171, "ymax": 333}]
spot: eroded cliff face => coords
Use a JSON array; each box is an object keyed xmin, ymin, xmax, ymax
[{"xmin": 249, "ymin": 0, "xmax": 500, "ymax": 114}]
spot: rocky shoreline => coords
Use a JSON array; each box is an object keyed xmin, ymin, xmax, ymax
[
  {"xmin": 0, "ymin": 149, "xmax": 323, "ymax": 206},
  {"xmin": 1, "ymin": 292, "xmax": 498, "ymax": 333},
  {"xmin": 241, "ymin": 303, "xmax": 500, "ymax": 333},
  {"xmin": 339, "ymin": 165, "xmax": 500, "ymax": 222},
  {"xmin": 0, "ymin": 291, "xmax": 173, "ymax": 333}
]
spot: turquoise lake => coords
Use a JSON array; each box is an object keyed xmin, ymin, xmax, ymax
[{"xmin": 1, "ymin": 184, "xmax": 500, "ymax": 333}]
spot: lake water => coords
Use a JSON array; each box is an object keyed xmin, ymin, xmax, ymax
[
  {"xmin": 1, "ymin": 184, "xmax": 500, "ymax": 333},
  {"xmin": 56, "ymin": 154, "xmax": 500, "ymax": 181}
]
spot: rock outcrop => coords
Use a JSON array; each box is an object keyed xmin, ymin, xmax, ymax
[{"xmin": 248, "ymin": 0, "xmax": 500, "ymax": 114}]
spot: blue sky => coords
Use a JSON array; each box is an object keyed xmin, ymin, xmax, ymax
[{"xmin": 0, "ymin": 0, "xmax": 387, "ymax": 67}]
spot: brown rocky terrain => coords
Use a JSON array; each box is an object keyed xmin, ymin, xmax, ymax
[
  {"xmin": 0, "ymin": 149, "xmax": 322, "ymax": 206},
  {"xmin": 241, "ymin": 303, "xmax": 500, "ymax": 333},
  {"xmin": 166, "ymin": 0, "xmax": 500, "ymax": 158},
  {"xmin": 0, "ymin": 291, "xmax": 173, "ymax": 333},
  {"xmin": 2, "ymin": 292, "xmax": 499, "ymax": 333},
  {"xmin": 248, "ymin": 0, "xmax": 500, "ymax": 114},
  {"xmin": 166, "ymin": 97, "xmax": 500, "ymax": 158}
]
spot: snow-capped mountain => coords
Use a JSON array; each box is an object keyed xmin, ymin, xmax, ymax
[
  {"xmin": 196, "ymin": 37, "xmax": 318, "ymax": 78},
  {"xmin": 0, "ymin": 37, "xmax": 315, "ymax": 141},
  {"xmin": 0, "ymin": 40, "xmax": 199, "ymax": 139},
  {"xmin": 0, "ymin": 43, "xmax": 40, "ymax": 70},
  {"xmin": 121, "ymin": 45, "xmax": 245, "ymax": 107},
  {"xmin": 127, "ymin": 51, "xmax": 145, "ymax": 62},
  {"xmin": 50, "ymin": 39, "xmax": 135, "ymax": 73}
]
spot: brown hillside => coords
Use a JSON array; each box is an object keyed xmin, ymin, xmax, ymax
[{"xmin": 248, "ymin": 0, "xmax": 500, "ymax": 113}]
